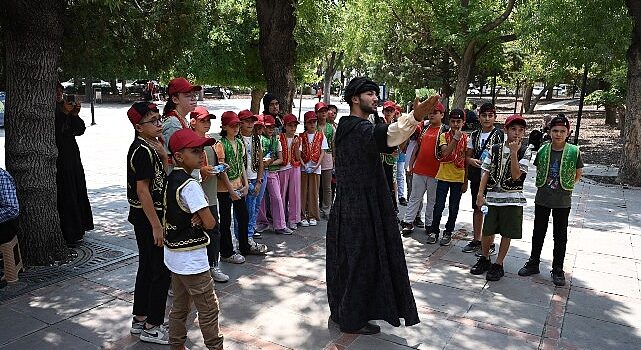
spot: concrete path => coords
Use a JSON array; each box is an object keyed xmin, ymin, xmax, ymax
[{"xmin": 1, "ymin": 101, "xmax": 640, "ymax": 349}]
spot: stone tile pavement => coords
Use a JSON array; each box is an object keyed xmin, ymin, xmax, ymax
[{"xmin": 1, "ymin": 103, "xmax": 640, "ymax": 349}]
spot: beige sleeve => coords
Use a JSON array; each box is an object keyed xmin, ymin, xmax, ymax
[{"xmin": 386, "ymin": 111, "xmax": 420, "ymax": 147}]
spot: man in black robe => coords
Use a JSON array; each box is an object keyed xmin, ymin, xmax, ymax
[
  {"xmin": 326, "ymin": 77, "xmax": 439, "ymax": 334},
  {"xmin": 55, "ymin": 83, "xmax": 94, "ymax": 247}
]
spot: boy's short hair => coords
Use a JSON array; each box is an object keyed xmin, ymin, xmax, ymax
[
  {"xmin": 479, "ymin": 102, "xmax": 495, "ymax": 115},
  {"xmin": 127, "ymin": 102, "xmax": 159, "ymax": 125}
]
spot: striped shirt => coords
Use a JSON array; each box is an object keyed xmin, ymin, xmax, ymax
[{"xmin": 481, "ymin": 145, "xmax": 530, "ymax": 207}]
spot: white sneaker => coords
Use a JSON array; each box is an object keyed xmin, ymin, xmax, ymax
[
  {"xmin": 301, "ymin": 219, "xmax": 310, "ymax": 227},
  {"xmin": 139, "ymin": 324, "xmax": 169, "ymax": 345},
  {"xmin": 309, "ymin": 219, "xmax": 318, "ymax": 226},
  {"xmin": 289, "ymin": 223, "xmax": 298, "ymax": 230},
  {"xmin": 211, "ymin": 266, "xmax": 230, "ymax": 283},
  {"xmin": 255, "ymin": 223, "xmax": 270, "ymax": 233},
  {"xmin": 221, "ymin": 252, "xmax": 246, "ymax": 264},
  {"xmin": 276, "ymin": 227, "xmax": 293, "ymax": 235}
]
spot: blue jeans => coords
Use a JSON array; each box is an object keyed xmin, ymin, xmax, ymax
[
  {"xmin": 234, "ymin": 172, "xmax": 268, "ymax": 239},
  {"xmin": 431, "ymin": 180, "xmax": 463, "ymax": 234}
]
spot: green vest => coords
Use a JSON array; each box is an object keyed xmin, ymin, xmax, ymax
[{"xmin": 535, "ymin": 143, "xmax": 579, "ymax": 191}]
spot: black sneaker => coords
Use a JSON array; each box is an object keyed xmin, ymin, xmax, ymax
[
  {"xmin": 475, "ymin": 243, "xmax": 496, "ymax": 257},
  {"xmin": 426, "ymin": 232, "xmax": 438, "ymax": 244},
  {"xmin": 470, "ymin": 256, "xmax": 491, "ymax": 275},
  {"xmin": 551, "ymin": 268, "xmax": 566, "ymax": 286},
  {"xmin": 462, "ymin": 240, "xmax": 481, "ymax": 253},
  {"xmin": 518, "ymin": 259, "xmax": 540, "ymax": 276},
  {"xmin": 439, "ymin": 232, "xmax": 452, "ymax": 246},
  {"xmin": 413, "ymin": 217, "xmax": 425, "ymax": 228},
  {"xmin": 400, "ymin": 221, "xmax": 414, "ymax": 236},
  {"xmin": 486, "ymin": 263, "xmax": 505, "ymax": 281},
  {"xmin": 398, "ymin": 197, "xmax": 408, "ymax": 206}
]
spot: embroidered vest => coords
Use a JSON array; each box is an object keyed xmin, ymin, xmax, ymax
[
  {"xmin": 163, "ymin": 168, "xmax": 210, "ymax": 251},
  {"xmin": 535, "ymin": 143, "xmax": 579, "ymax": 191},
  {"xmin": 487, "ymin": 144, "xmax": 527, "ymax": 192},
  {"xmin": 318, "ymin": 123, "xmax": 334, "ymax": 153},
  {"xmin": 280, "ymin": 134, "xmax": 301, "ymax": 167},
  {"xmin": 381, "ymin": 152, "xmax": 397, "ymax": 166},
  {"xmin": 439, "ymin": 132, "xmax": 468, "ymax": 168},
  {"xmin": 300, "ymin": 131, "xmax": 324, "ymax": 163}
]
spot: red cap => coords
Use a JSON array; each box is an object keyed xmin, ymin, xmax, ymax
[
  {"xmin": 190, "ymin": 106, "xmax": 214, "ymax": 120},
  {"xmin": 127, "ymin": 102, "xmax": 159, "ymax": 125},
  {"xmin": 314, "ymin": 102, "xmax": 328, "ymax": 112},
  {"xmin": 221, "ymin": 111, "xmax": 240, "ymax": 126},
  {"xmin": 168, "ymin": 129, "xmax": 216, "ymax": 154},
  {"xmin": 263, "ymin": 115, "xmax": 276, "ymax": 126},
  {"xmin": 304, "ymin": 111, "xmax": 317, "ymax": 122},
  {"xmin": 255, "ymin": 114, "xmax": 265, "ymax": 126},
  {"xmin": 383, "ymin": 101, "xmax": 396, "ymax": 110},
  {"xmin": 434, "ymin": 102, "xmax": 445, "ymax": 113},
  {"xmin": 168, "ymin": 77, "xmax": 202, "ymax": 96},
  {"xmin": 505, "ymin": 114, "xmax": 527, "ymax": 128},
  {"xmin": 282, "ymin": 113, "xmax": 299, "ymax": 125},
  {"xmin": 395, "ymin": 104, "xmax": 402, "ymax": 113},
  {"xmin": 238, "ymin": 109, "xmax": 258, "ymax": 121}
]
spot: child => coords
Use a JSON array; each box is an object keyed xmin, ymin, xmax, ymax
[
  {"xmin": 470, "ymin": 114, "xmax": 531, "ymax": 282},
  {"xmin": 189, "ymin": 106, "xmax": 229, "ymax": 283},
  {"xmin": 162, "ymin": 77, "xmax": 201, "ymax": 162},
  {"xmin": 316, "ymin": 102, "xmax": 335, "ymax": 219},
  {"xmin": 216, "ymin": 111, "xmax": 267, "ymax": 264},
  {"xmin": 401, "ymin": 102, "xmax": 447, "ymax": 235},
  {"xmin": 125, "ymin": 102, "xmax": 171, "ymax": 344},
  {"xmin": 252, "ymin": 115, "xmax": 269, "ymax": 235},
  {"xmin": 165, "ymin": 128, "xmax": 223, "ymax": 350},
  {"xmin": 278, "ymin": 113, "xmax": 303, "ymax": 230},
  {"xmin": 237, "ymin": 109, "xmax": 266, "ymax": 239},
  {"xmin": 463, "ymin": 102, "xmax": 504, "ymax": 254},
  {"xmin": 300, "ymin": 111, "xmax": 328, "ymax": 226},
  {"xmin": 256, "ymin": 115, "xmax": 292, "ymax": 234},
  {"xmin": 381, "ymin": 101, "xmax": 399, "ymax": 213},
  {"xmin": 518, "ymin": 114, "xmax": 583, "ymax": 286},
  {"xmin": 394, "ymin": 105, "xmax": 408, "ymax": 206},
  {"xmin": 430, "ymin": 109, "xmax": 469, "ymax": 245}
]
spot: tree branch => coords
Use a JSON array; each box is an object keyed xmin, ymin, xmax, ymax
[
  {"xmin": 446, "ymin": 46, "xmax": 461, "ymax": 65},
  {"xmin": 480, "ymin": 0, "xmax": 516, "ymax": 33}
]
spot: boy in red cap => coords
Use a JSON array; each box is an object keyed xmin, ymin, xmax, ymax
[
  {"xmin": 430, "ymin": 109, "xmax": 469, "ymax": 246},
  {"xmin": 381, "ymin": 101, "xmax": 400, "ymax": 212},
  {"xmin": 315, "ymin": 102, "xmax": 335, "ymax": 219},
  {"xmin": 300, "ymin": 110, "xmax": 328, "ymax": 226},
  {"xmin": 189, "ymin": 107, "xmax": 229, "ymax": 283},
  {"xmin": 518, "ymin": 114, "xmax": 583, "ymax": 286},
  {"xmin": 471, "ymin": 114, "xmax": 531, "ymax": 282},
  {"xmin": 126, "ymin": 102, "xmax": 171, "ymax": 344},
  {"xmin": 401, "ymin": 101, "xmax": 447, "ymax": 236},
  {"xmin": 165, "ymin": 128, "xmax": 223, "ymax": 350},
  {"xmin": 278, "ymin": 113, "xmax": 303, "ymax": 230}
]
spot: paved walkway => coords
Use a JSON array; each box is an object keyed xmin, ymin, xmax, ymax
[{"xmin": 1, "ymin": 102, "xmax": 640, "ymax": 349}]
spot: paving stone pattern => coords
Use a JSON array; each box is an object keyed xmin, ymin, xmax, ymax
[{"xmin": 1, "ymin": 101, "xmax": 640, "ymax": 349}]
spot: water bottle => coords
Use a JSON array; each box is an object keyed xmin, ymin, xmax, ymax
[
  {"xmin": 480, "ymin": 149, "xmax": 489, "ymax": 162},
  {"xmin": 210, "ymin": 164, "xmax": 226, "ymax": 174},
  {"xmin": 481, "ymin": 205, "xmax": 489, "ymax": 216}
]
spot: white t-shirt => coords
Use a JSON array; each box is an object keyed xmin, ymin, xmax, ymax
[
  {"xmin": 481, "ymin": 145, "xmax": 530, "ymax": 207},
  {"xmin": 302, "ymin": 133, "xmax": 329, "ymax": 175},
  {"xmin": 278, "ymin": 137, "xmax": 294, "ymax": 172},
  {"xmin": 467, "ymin": 131, "xmax": 491, "ymax": 150},
  {"xmin": 164, "ymin": 180, "xmax": 211, "ymax": 275},
  {"xmin": 242, "ymin": 135, "xmax": 258, "ymax": 180}
]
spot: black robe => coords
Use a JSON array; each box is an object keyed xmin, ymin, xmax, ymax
[
  {"xmin": 326, "ymin": 115, "xmax": 419, "ymax": 331},
  {"xmin": 55, "ymin": 103, "xmax": 94, "ymax": 244}
]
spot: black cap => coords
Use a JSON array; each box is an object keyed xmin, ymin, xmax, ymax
[
  {"xmin": 549, "ymin": 114, "xmax": 570, "ymax": 130},
  {"xmin": 344, "ymin": 77, "xmax": 380, "ymax": 105}
]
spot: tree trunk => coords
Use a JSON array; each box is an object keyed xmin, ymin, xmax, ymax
[
  {"xmin": 323, "ymin": 51, "xmax": 344, "ymax": 105},
  {"xmin": 452, "ymin": 40, "xmax": 476, "ymax": 108},
  {"xmin": 5, "ymin": 0, "xmax": 69, "ymax": 265},
  {"xmin": 545, "ymin": 83, "xmax": 555, "ymax": 100},
  {"xmin": 620, "ymin": 0, "xmax": 641, "ymax": 185},
  {"xmin": 522, "ymin": 84, "xmax": 534, "ymax": 111},
  {"xmin": 526, "ymin": 85, "xmax": 550, "ymax": 113},
  {"xmin": 256, "ymin": 0, "xmax": 297, "ymax": 113},
  {"xmin": 250, "ymin": 87, "xmax": 266, "ymax": 114},
  {"xmin": 605, "ymin": 105, "xmax": 618, "ymax": 126},
  {"xmin": 121, "ymin": 79, "xmax": 126, "ymax": 104}
]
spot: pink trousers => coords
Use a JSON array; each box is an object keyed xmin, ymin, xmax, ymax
[
  {"xmin": 257, "ymin": 171, "xmax": 286, "ymax": 230},
  {"xmin": 278, "ymin": 167, "xmax": 301, "ymax": 225}
]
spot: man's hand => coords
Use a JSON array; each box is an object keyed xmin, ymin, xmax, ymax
[
  {"xmin": 468, "ymin": 158, "xmax": 483, "ymax": 168},
  {"xmin": 152, "ymin": 225, "xmax": 164, "ymax": 247},
  {"xmin": 412, "ymin": 95, "xmax": 440, "ymax": 121},
  {"xmin": 461, "ymin": 181, "xmax": 468, "ymax": 193},
  {"xmin": 508, "ymin": 138, "xmax": 522, "ymax": 154},
  {"xmin": 476, "ymin": 193, "xmax": 486, "ymax": 208}
]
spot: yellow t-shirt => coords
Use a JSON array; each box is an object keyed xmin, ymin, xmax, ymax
[{"xmin": 435, "ymin": 133, "xmax": 465, "ymax": 183}]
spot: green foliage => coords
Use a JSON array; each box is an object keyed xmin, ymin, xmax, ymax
[{"xmin": 586, "ymin": 89, "xmax": 625, "ymax": 108}]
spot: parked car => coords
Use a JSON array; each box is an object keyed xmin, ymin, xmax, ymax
[{"xmin": 203, "ymin": 85, "xmax": 231, "ymax": 99}]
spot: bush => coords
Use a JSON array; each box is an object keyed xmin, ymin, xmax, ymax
[{"xmin": 585, "ymin": 89, "xmax": 625, "ymax": 108}]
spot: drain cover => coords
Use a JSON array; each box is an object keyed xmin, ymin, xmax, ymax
[{"xmin": 0, "ymin": 238, "xmax": 137, "ymax": 302}]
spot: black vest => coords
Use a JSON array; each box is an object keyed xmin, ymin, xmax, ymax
[
  {"xmin": 486, "ymin": 143, "xmax": 527, "ymax": 192},
  {"xmin": 163, "ymin": 168, "xmax": 210, "ymax": 251},
  {"xmin": 468, "ymin": 128, "xmax": 504, "ymax": 182}
]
